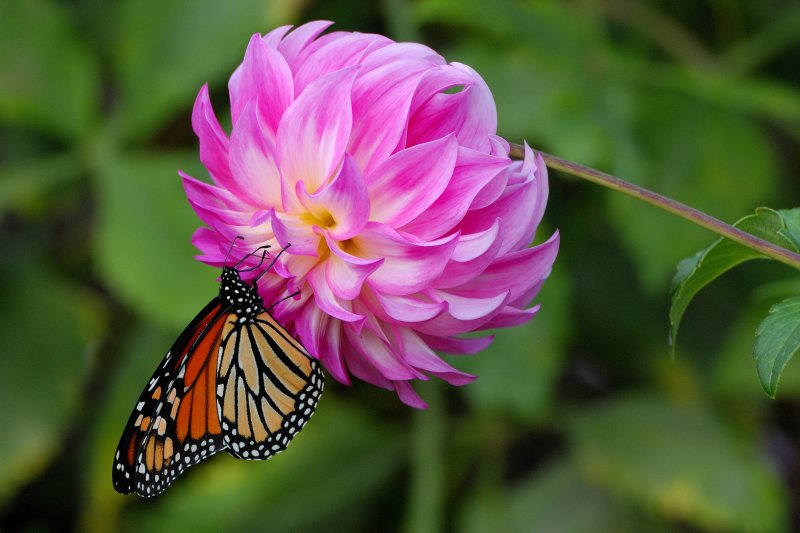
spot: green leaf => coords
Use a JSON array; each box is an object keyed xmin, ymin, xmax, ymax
[
  {"xmin": 670, "ymin": 207, "xmax": 800, "ymax": 355},
  {"xmin": 567, "ymin": 394, "xmax": 785, "ymax": 531},
  {"xmin": 754, "ymin": 296, "xmax": 800, "ymax": 397},
  {"xmin": 0, "ymin": 0, "xmax": 98, "ymax": 140},
  {"xmin": 460, "ymin": 264, "xmax": 571, "ymax": 424},
  {"xmin": 0, "ymin": 261, "xmax": 104, "ymax": 506},
  {"xmin": 110, "ymin": 0, "xmax": 289, "ymax": 140},
  {"xmin": 94, "ymin": 152, "xmax": 218, "ymax": 329},
  {"xmin": 0, "ymin": 151, "xmax": 83, "ymax": 214}
]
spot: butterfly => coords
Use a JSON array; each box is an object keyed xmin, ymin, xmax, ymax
[{"xmin": 112, "ymin": 240, "xmax": 323, "ymax": 497}]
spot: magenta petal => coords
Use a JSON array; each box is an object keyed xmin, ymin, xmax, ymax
[
  {"xmin": 293, "ymin": 32, "xmax": 391, "ymax": 95},
  {"xmin": 261, "ymin": 25, "xmax": 292, "ymax": 48},
  {"xmin": 181, "ymin": 172, "xmax": 249, "ymax": 226},
  {"xmin": 344, "ymin": 324, "xmax": 420, "ymax": 380},
  {"xmin": 435, "ymin": 220, "xmax": 504, "ymax": 289},
  {"xmin": 270, "ymin": 210, "xmax": 319, "ymax": 256},
  {"xmin": 229, "ymin": 34, "xmax": 294, "ymax": 136},
  {"xmin": 394, "ymin": 380, "xmax": 428, "ymax": 409},
  {"xmin": 318, "ymin": 318, "xmax": 350, "ymax": 384},
  {"xmin": 307, "ymin": 266, "xmax": 364, "ymax": 323},
  {"xmin": 397, "ymin": 328, "xmax": 475, "ymax": 386},
  {"xmin": 349, "ymin": 59, "xmax": 434, "ymax": 175},
  {"xmin": 400, "ymin": 146, "xmax": 509, "ymax": 240},
  {"xmin": 277, "ymin": 67, "xmax": 357, "ymax": 194},
  {"xmin": 433, "ymin": 289, "xmax": 508, "ymax": 321},
  {"xmin": 227, "ymin": 101, "xmax": 283, "ymax": 208},
  {"xmin": 420, "ymin": 333, "xmax": 494, "ymax": 355},
  {"xmin": 191, "ymin": 85, "xmax": 233, "ymax": 188},
  {"xmin": 370, "ymin": 290, "xmax": 447, "ymax": 323},
  {"xmin": 355, "ymin": 223, "xmax": 459, "ymax": 296},
  {"xmin": 294, "ymin": 301, "xmax": 327, "ymax": 359},
  {"xmin": 482, "ymin": 305, "xmax": 541, "ymax": 329},
  {"xmin": 296, "ymin": 155, "xmax": 369, "ymax": 240},
  {"xmin": 278, "ymin": 20, "xmax": 334, "ymax": 72},
  {"xmin": 453, "ymin": 232, "xmax": 559, "ymax": 301},
  {"xmin": 415, "ymin": 290, "xmax": 510, "ymax": 336},
  {"xmin": 323, "ymin": 232, "xmax": 384, "ymax": 300},
  {"xmin": 367, "ymin": 134, "xmax": 457, "ymax": 228},
  {"xmin": 360, "ymin": 42, "xmax": 444, "ymax": 70}
]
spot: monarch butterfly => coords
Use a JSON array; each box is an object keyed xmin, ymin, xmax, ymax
[{"xmin": 112, "ymin": 241, "xmax": 323, "ymax": 497}]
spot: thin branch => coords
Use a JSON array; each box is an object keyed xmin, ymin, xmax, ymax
[{"xmin": 509, "ymin": 142, "xmax": 800, "ymax": 271}]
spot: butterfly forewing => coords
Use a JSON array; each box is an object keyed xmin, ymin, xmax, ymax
[{"xmin": 217, "ymin": 311, "xmax": 324, "ymax": 460}]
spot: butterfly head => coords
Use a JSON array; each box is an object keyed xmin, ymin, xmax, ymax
[{"xmin": 219, "ymin": 267, "xmax": 263, "ymax": 318}]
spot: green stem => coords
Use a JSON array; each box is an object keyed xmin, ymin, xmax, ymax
[{"xmin": 509, "ymin": 143, "xmax": 800, "ymax": 271}]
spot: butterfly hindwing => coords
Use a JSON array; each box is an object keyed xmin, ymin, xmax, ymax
[{"xmin": 217, "ymin": 311, "xmax": 323, "ymax": 460}]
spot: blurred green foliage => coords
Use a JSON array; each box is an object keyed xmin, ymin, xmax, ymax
[{"xmin": 1, "ymin": 0, "xmax": 799, "ymax": 531}]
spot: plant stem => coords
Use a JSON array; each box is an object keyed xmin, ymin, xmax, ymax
[{"xmin": 509, "ymin": 143, "xmax": 800, "ymax": 271}]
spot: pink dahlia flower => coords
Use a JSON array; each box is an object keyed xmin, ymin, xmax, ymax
[{"xmin": 181, "ymin": 21, "xmax": 559, "ymax": 408}]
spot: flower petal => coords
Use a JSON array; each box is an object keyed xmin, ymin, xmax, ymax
[
  {"xmin": 296, "ymin": 154, "xmax": 369, "ymax": 240},
  {"xmin": 278, "ymin": 20, "xmax": 334, "ymax": 72},
  {"xmin": 393, "ymin": 380, "xmax": 428, "ymax": 409},
  {"xmin": 400, "ymin": 146, "xmax": 509, "ymax": 240},
  {"xmin": 344, "ymin": 323, "xmax": 421, "ymax": 380},
  {"xmin": 261, "ymin": 25, "xmax": 292, "ymax": 48},
  {"xmin": 452, "ymin": 232, "xmax": 559, "ymax": 301},
  {"xmin": 396, "ymin": 328, "xmax": 475, "ymax": 385},
  {"xmin": 354, "ymin": 223, "xmax": 459, "ymax": 296},
  {"xmin": 293, "ymin": 32, "xmax": 391, "ymax": 95},
  {"xmin": 367, "ymin": 289, "xmax": 447, "ymax": 323},
  {"xmin": 181, "ymin": 172, "xmax": 250, "ymax": 226},
  {"xmin": 367, "ymin": 134, "xmax": 457, "ymax": 228},
  {"xmin": 349, "ymin": 59, "xmax": 434, "ymax": 175},
  {"xmin": 229, "ymin": 34, "xmax": 294, "ymax": 137},
  {"xmin": 228, "ymin": 100, "xmax": 283, "ymax": 208},
  {"xmin": 277, "ymin": 67, "xmax": 358, "ymax": 195},
  {"xmin": 481, "ymin": 304, "xmax": 540, "ymax": 329},
  {"xmin": 270, "ymin": 209, "xmax": 319, "ymax": 256},
  {"xmin": 435, "ymin": 220, "xmax": 504, "ymax": 289},
  {"xmin": 419, "ymin": 333, "xmax": 494, "ymax": 355},
  {"xmin": 323, "ymin": 232, "xmax": 384, "ymax": 300},
  {"xmin": 307, "ymin": 265, "xmax": 364, "ymax": 323},
  {"xmin": 414, "ymin": 290, "xmax": 510, "ymax": 336},
  {"xmin": 191, "ymin": 85, "xmax": 233, "ymax": 188}
]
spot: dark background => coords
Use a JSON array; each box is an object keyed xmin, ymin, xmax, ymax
[{"xmin": 1, "ymin": 0, "xmax": 800, "ymax": 531}]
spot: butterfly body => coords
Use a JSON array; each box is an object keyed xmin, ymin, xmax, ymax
[{"xmin": 113, "ymin": 259, "xmax": 322, "ymax": 497}]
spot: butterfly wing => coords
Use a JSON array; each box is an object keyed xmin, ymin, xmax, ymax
[
  {"xmin": 216, "ymin": 311, "xmax": 324, "ymax": 460},
  {"xmin": 113, "ymin": 298, "xmax": 230, "ymax": 497}
]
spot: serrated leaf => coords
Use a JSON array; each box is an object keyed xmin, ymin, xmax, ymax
[
  {"xmin": 669, "ymin": 207, "xmax": 800, "ymax": 355},
  {"xmin": 0, "ymin": 0, "xmax": 98, "ymax": 140},
  {"xmin": 94, "ymin": 152, "xmax": 218, "ymax": 329},
  {"xmin": 567, "ymin": 395, "xmax": 785, "ymax": 532},
  {"xmin": 110, "ymin": 0, "xmax": 283, "ymax": 140},
  {"xmin": 754, "ymin": 296, "xmax": 800, "ymax": 397}
]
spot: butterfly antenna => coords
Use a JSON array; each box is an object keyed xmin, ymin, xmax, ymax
[
  {"xmin": 254, "ymin": 243, "xmax": 292, "ymax": 283},
  {"xmin": 233, "ymin": 244, "xmax": 271, "ymax": 269},
  {"xmin": 266, "ymin": 289, "xmax": 302, "ymax": 312},
  {"xmin": 223, "ymin": 236, "xmax": 245, "ymax": 267},
  {"xmin": 238, "ymin": 248, "xmax": 270, "ymax": 273}
]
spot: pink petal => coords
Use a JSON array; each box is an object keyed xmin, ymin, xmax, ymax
[
  {"xmin": 307, "ymin": 265, "xmax": 364, "ymax": 323},
  {"xmin": 399, "ymin": 146, "xmax": 509, "ymax": 240},
  {"xmin": 191, "ymin": 85, "xmax": 233, "ymax": 189},
  {"xmin": 452, "ymin": 232, "xmax": 559, "ymax": 301},
  {"xmin": 181, "ymin": 172, "xmax": 250, "ymax": 226},
  {"xmin": 367, "ymin": 289, "xmax": 447, "ymax": 323},
  {"xmin": 359, "ymin": 42, "xmax": 444, "ymax": 70},
  {"xmin": 481, "ymin": 304, "xmax": 541, "ymax": 329},
  {"xmin": 432, "ymin": 289, "xmax": 508, "ymax": 321},
  {"xmin": 261, "ymin": 25, "xmax": 292, "ymax": 48},
  {"xmin": 294, "ymin": 301, "xmax": 327, "ymax": 361},
  {"xmin": 415, "ymin": 291, "xmax": 510, "ymax": 336},
  {"xmin": 394, "ymin": 380, "xmax": 428, "ymax": 409},
  {"xmin": 228, "ymin": 101, "xmax": 283, "ymax": 208},
  {"xmin": 435, "ymin": 220, "xmax": 504, "ymax": 289},
  {"xmin": 318, "ymin": 317, "xmax": 350, "ymax": 384},
  {"xmin": 354, "ymin": 223, "xmax": 459, "ymax": 296},
  {"xmin": 270, "ymin": 210, "xmax": 319, "ymax": 256},
  {"xmin": 296, "ymin": 155, "xmax": 369, "ymax": 240},
  {"xmin": 420, "ymin": 333, "xmax": 494, "ymax": 355},
  {"xmin": 323, "ymin": 231, "xmax": 384, "ymax": 300},
  {"xmin": 278, "ymin": 21, "xmax": 334, "ymax": 72},
  {"xmin": 344, "ymin": 323, "xmax": 421, "ymax": 380},
  {"xmin": 229, "ymin": 34, "xmax": 294, "ymax": 137},
  {"xmin": 348, "ymin": 60, "xmax": 434, "ymax": 175},
  {"xmin": 277, "ymin": 67, "xmax": 358, "ymax": 195},
  {"xmin": 293, "ymin": 32, "xmax": 391, "ymax": 95},
  {"xmin": 367, "ymin": 134, "xmax": 457, "ymax": 228},
  {"xmin": 408, "ymin": 63, "xmax": 497, "ymax": 152},
  {"xmin": 396, "ymin": 328, "xmax": 475, "ymax": 385}
]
